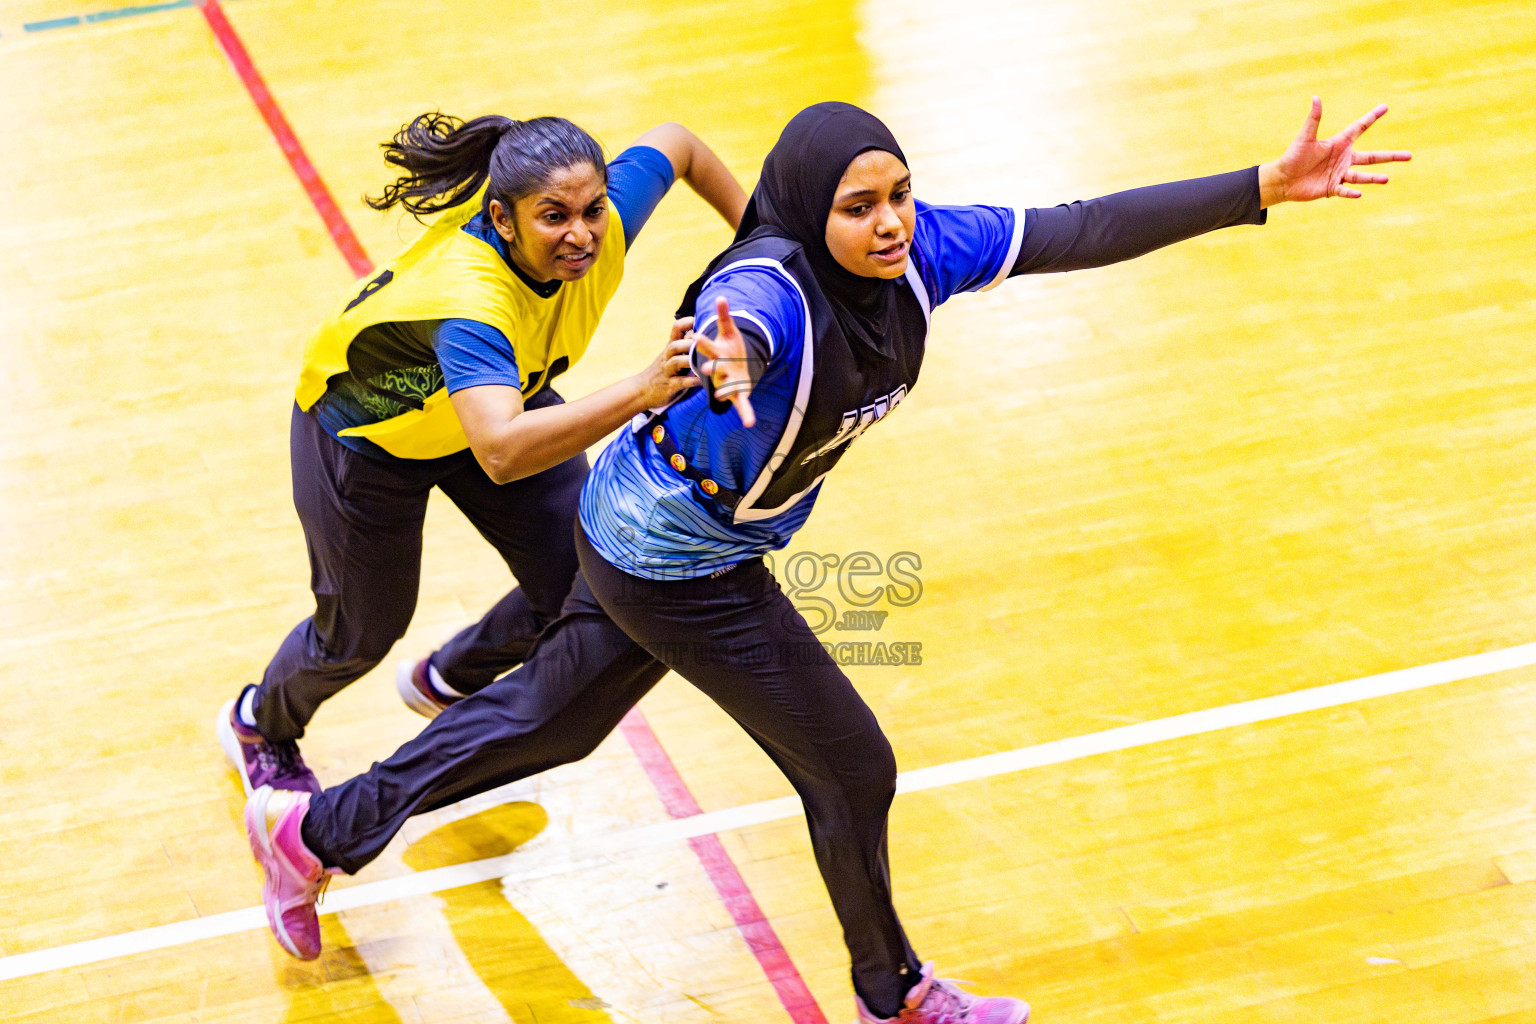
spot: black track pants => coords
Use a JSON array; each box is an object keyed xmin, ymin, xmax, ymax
[
  {"xmin": 303, "ymin": 522, "xmax": 921, "ymax": 1013},
  {"xmin": 253, "ymin": 402, "xmax": 586, "ymax": 742}
]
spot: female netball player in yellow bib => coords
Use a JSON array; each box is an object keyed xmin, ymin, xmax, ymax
[{"xmin": 217, "ymin": 113, "xmax": 743, "ymax": 796}]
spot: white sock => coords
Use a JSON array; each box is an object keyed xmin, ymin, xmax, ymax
[
  {"xmin": 237, "ymin": 688, "xmax": 259, "ymax": 729},
  {"xmin": 428, "ymin": 663, "xmax": 467, "ymax": 700}
]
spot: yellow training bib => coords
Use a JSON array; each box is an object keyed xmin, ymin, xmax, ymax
[{"xmin": 296, "ymin": 191, "xmax": 626, "ymax": 460}]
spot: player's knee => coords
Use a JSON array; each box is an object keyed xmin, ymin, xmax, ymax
[
  {"xmin": 313, "ymin": 595, "xmax": 412, "ymax": 669},
  {"xmin": 313, "ymin": 625, "xmax": 405, "ymax": 676},
  {"xmin": 546, "ymin": 729, "xmax": 606, "ymax": 764},
  {"xmin": 465, "ymin": 688, "xmax": 609, "ymax": 765},
  {"xmin": 839, "ymin": 730, "xmax": 898, "ymax": 802}
]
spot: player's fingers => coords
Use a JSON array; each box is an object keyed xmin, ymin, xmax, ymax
[
  {"xmin": 670, "ymin": 316, "xmax": 695, "ymax": 342},
  {"xmin": 1340, "ymin": 103, "xmax": 1388, "ymax": 142},
  {"xmin": 1342, "ymin": 169, "xmax": 1388, "ymax": 186},
  {"xmin": 714, "ymin": 371, "xmax": 747, "ymax": 393},
  {"xmin": 713, "ymin": 383, "xmax": 756, "ymax": 428},
  {"xmin": 1353, "ymin": 149, "xmax": 1413, "ymax": 165},
  {"xmin": 1298, "ymin": 95, "xmax": 1323, "ymax": 142},
  {"xmin": 693, "ymin": 338, "xmax": 717, "ymax": 376},
  {"xmin": 713, "ymin": 356, "xmax": 750, "ymax": 389},
  {"xmin": 734, "ymin": 392, "xmax": 756, "ymax": 428},
  {"xmin": 669, "ymin": 363, "xmax": 702, "ymax": 387},
  {"xmin": 715, "ymin": 297, "xmax": 741, "ymax": 342}
]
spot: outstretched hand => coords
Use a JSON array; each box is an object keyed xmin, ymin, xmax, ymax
[
  {"xmin": 694, "ymin": 297, "xmax": 757, "ymax": 428},
  {"xmin": 636, "ymin": 316, "xmax": 703, "ymax": 409},
  {"xmin": 1259, "ymin": 97, "xmax": 1412, "ymax": 206}
]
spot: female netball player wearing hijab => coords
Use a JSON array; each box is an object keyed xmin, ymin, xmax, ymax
[
  {"xmin": 216, "ymin": 113, "xmax": 746, "ymax": 797},
  {"xmin": 241, "ymin": 99, "xmax": 1408, "ymax": 1022}
]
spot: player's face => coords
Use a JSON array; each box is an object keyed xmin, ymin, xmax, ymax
[
  {"xmin": 490, "ymin": 162, "xmax": 610, "ymax": 283},
  {"xmin": 823, "ymin": 150, "xmax": 915, "ymax": 279}
]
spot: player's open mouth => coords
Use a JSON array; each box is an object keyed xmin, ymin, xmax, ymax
[
  {"xmin": 556, "ymin": 251, "xmax": 593, "ymax": 268},
  {"xmin": 871, "ymin": 241, "xmax": 908, "ymax": 263}
]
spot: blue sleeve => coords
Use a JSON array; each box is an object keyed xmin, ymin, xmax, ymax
[
  {"xmin": 688, "ymin": 263, "xmax": 803, "ymax": 379},
  {"xmin": 911, "ymin": 200, "xmax": 1022, "ymax": 309},
  {"xmin": 607, "ymin": 145, "xmax": 676, "ymax": 250},
  {"xmin": 671, "ymin": 265, "xmax": 809, "ymax": 488},
  {"xmin": 435, "ymin": 319, "xmax": 520, "ymax": 393}
]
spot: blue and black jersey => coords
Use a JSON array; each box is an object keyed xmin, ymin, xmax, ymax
[{"xmin": 580, "ymin": 200, "xmax": 1021, "ymax": 579}]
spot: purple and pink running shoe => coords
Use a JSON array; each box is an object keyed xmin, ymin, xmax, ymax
[
  {"xmin": 245, "ymin": 785, "xmax": 333, "ymax": 960},
  {"xmin": 855, "ymin": 962, "xmax": 1030, "ymax": 1024},
  {"xmin": 217, "ymin": 688, "xmax": 321, "ymax": 797}
]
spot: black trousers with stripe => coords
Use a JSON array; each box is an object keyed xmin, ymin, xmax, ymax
[{"xmin": 303, "ymin": 522, "xmax": 922, "ymax": 1015}]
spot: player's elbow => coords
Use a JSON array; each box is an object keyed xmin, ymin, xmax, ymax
[
  {"xmin": 472, "ymin": 442, "xmax": 533, "ymax": 485},
  {"xmin": 641, "ymin": 122, "xmax": 696, "ymax": 177},
  {"xmin": 484, "ymin": 462, "xmax": 519, "ymax": 486},
  {"xmin": 488, "ymin": 454, "xmax": 539, "ymax": 485},
  {"xmin": 649, "ymin": 121, "xmax": 692, "ymax": 144}
]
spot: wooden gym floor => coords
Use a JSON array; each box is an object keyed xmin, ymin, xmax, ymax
[{"xmin": 2, "ymin": 0, "xmax": 1535, "ymax": 1021}]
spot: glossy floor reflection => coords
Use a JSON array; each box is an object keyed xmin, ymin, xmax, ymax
[{"xmin": 2, "ymin": 0, "xmax": 1534, "ymax": 1021}]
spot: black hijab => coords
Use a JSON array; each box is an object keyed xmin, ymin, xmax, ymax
[{"xmin": 680, "ymin": 102, "xmax": 912, "ymax": 361}]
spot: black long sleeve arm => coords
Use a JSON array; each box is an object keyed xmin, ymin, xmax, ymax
[{"xmin": 1011, "ymin": 166, "xmax": 1265, "ymax": 276}]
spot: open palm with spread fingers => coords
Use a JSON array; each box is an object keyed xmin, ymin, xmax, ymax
[
  {"xmin": 1261, "ymin": 97, "xmax": 1412, "ymax": 205},
  {"xmin": 694, "ymin": 297, "xmax": 757, "ymax": 428}
]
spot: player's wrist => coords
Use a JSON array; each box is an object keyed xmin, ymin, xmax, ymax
[{"xmin": 1257, "ymin": 161, "xmax": 1288, "ymax": 209}]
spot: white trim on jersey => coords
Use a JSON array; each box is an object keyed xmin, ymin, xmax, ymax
[
  {"xmin": 979, "ymin": 208, "xmax": 1025, "ymax": 292},
  {"xmin": 630, "ymin": 395, "xmax": 682, "ymax": 434},
  {"xmin": 904, "ymin": 257, "xmax": 932, "ymax": 325},
  {"xmin": 696, "ymin": 308, "xmax": 779, "ymax": 358},
  {"xmin": 739, "ymin": 256, "xmax": 933, "ymax": 523},
  {"xmin": 705, "ymin": 257, "xmax": 819, "ymax": 524}
]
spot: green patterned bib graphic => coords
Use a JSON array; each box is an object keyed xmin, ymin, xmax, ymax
[{"xmin": 341, "ymin": 364, "xmax": 445, "ymax": 420}]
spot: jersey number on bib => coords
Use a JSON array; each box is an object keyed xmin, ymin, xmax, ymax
[{"xmin": 344, "ymin": 269, "xmax": 396, "ymax": 312}]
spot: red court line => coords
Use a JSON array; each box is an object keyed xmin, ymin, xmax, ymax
[
  {"xmin": 620, "ymin": 708, "xmax": 830, "ymax": 1024},
  {"xmin": 198, "ymin": 0, "xmax": 373, "ymax": 278}
]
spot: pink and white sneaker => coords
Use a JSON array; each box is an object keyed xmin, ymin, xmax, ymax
[
  {"xmin": 245, "ymin": 785, "xmax": 334, "ymax": 960},
  {"xmin": 856, "ymin": 962, "xmax": 1030, "ymax": 1024},
  {"xmin": 394, "ymin": 658, "xmax": 461, "ymax": 719}
]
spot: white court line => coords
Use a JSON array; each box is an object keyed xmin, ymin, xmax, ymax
[{"xmin": 3, "ymin": 640, "xmax": 1534, "ymax": 983}]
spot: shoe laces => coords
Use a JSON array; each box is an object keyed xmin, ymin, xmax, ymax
[
  {"xmin": 309, "ymin": 870, "xmax": 333, "ymax": 907},
  {"xmin": 277, "ymin": 861, "xmax": 332, "ymax": 909},
  {"xmin": 256, "ymin": 738, "xmax": 312, "ymax": 783},
  {"xmin": 900, "ymin": 977, "xmax": 975, "ymax": 1023}
]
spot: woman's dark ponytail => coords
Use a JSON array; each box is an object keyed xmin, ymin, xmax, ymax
[{"xmin": 367, "ymin": 112, "xmax": 606, "ymax": 221}]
